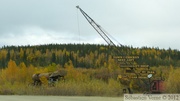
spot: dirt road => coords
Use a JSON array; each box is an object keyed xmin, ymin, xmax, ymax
[{"xmin": 0, "ymin": 96, "xmax": 123, "ymax": 101}]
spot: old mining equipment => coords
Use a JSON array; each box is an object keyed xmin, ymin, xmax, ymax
[
  {"xmin": 76, "ymin": 6, "xmax": 164, "ymax": 94},
  {"xmin": 150, "ymin": 80, "xmax": 165, "ymax": 94},
  {"xmin": 149, "ymin": 71, "xmax": 165, "ymax": 94}
]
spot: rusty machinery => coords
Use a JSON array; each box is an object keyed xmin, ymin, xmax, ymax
[{"xmin": 76, "ymin": 6, "xmax": 164, "ymax": 94}]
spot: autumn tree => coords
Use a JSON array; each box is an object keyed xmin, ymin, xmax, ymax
[
  {"xmin": 18, "ymin": 62, "xmax": 28, "ymax": 83},
  {"xmin": 5, "ymin": 60, "xmax": 18, "ymax": 84},
  {"xmin": 166, "ymin": 67, "xmax": 180, "ymax": 93}
]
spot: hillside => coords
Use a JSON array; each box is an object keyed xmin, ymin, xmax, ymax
[
  {"xmin": 0, "ymin": 44, "xmax": 180, "ymax": 95},
  {"xmin": 0, "ymin": 44, "xmax": 180, "ymax": 68}
]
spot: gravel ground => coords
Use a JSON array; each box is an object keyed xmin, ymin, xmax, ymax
[{"xmin": 0, "ymin": 96, "xmax": 123, "ymax": 101}]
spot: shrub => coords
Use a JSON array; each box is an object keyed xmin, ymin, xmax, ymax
[{"xmin": 165, "ymin": 68, "xmax": 180, "ymax": 93}]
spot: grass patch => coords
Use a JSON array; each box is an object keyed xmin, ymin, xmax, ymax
[{"xmin": 0, "ymin": 79, "xmax": 123, "ymax": 96}]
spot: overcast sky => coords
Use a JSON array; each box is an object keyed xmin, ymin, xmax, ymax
[{"xmin": 0, "ymin": 0, "xmax": 180, "ymax": 50}]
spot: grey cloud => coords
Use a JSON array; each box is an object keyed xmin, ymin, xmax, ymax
[{"xmin": 0, "ymin": 0, "xmax": 180, "ymax": 50}]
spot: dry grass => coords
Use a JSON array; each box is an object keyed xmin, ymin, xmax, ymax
[
  {"xmin": 0, "ymin": 79, "xmax": 123, "ymax": 96},
  {"xmin": 165, "ymin": 68, "xmax": 180, "ymax": 93},
  {"xmin": 1, "ymin": 66, "xmax": 180, "ymax": 95}
]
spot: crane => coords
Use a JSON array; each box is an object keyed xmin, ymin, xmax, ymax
[
  {"xmin": 76, "ymin": 6, "xmax": 133, "ymax": 92},
  {"xmin": 76, "ymin": 6, "xmax": 123, "ymax": 47},
  {"xmin": 76, "ymin": 6, "xmax": 165, "ymax": 94}
]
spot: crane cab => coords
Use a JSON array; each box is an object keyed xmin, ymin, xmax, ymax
[{"xmin": 150, "ymin": 80, "xmax": 165, "ymax": 93}]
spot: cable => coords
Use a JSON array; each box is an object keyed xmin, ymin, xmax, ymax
[{"xmin": 76, "ymin": 7, "xmax": 81, "ymax": 44}]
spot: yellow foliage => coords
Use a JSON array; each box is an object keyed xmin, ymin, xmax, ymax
[
  {"xmin": 26, "ymin": 65, "xmax": 35, "ymax": 83},
  {"xmin": 0, "ymin": 49, "xmax": 7, "ymax": 60},
  {"xmin": 47, "ymin": 63, "xmax": 57, "ymax": 72},
  {"xmin": 65, "ymin": 60, "xmax": 74, "ymax": 70},
  {"xmin": 166, "ymin": 68, "xmax": 180, "ymax": 93},
  {"xmin": 5, "ymin": 60, "xmax": 18, "ymax": 84},
  {"xmin": 19, "ymin": 48, "xmax": 24, "ymax": 59},
  {"xmin": 18, "ymin": 62, "xmax": 29, "ymax": 83}
]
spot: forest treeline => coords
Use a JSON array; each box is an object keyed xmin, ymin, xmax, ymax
[
  {"xmin": 0, "ymin": 44, "xmax": 180, "ymax": 68},
  {"xmin": 0, "ymin": 44, "xmax": 180, "ymax": 95}
]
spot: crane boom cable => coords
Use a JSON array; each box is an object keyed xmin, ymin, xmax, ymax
[
  {"xmin": 76, "ymin": 6, "xmax": 125, "ymax": 56},
  {"xmin": 76, "ymin": 7, "xmax": 81, "ymax": 43},
  {"xmin": 76, "ymin": 6, "xmax": 118, "ymax": 46},
  {"xmin": 101, "ymin": 27, "xmax": 123, "ymax": 46}
]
